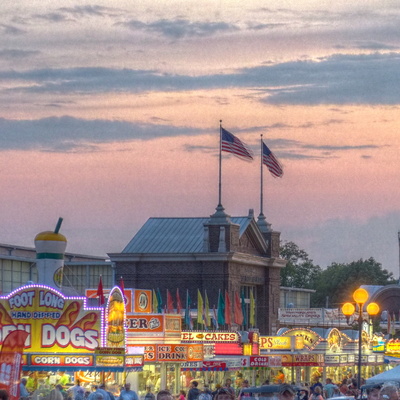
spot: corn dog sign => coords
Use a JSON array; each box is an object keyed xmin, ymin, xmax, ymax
[{"xmin": 0, "ymin": 285, "xmax": 103, "ymax": 353}]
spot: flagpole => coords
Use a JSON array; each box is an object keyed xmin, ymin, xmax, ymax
[
  {"xmin": 260, "ymin": 134, "xmax": 264, "ymax": 216},
  {"xmin": 218, "ymin": 120, "xmax": 223, "ymax": 206}
]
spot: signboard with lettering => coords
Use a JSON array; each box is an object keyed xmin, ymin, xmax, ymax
[
  {"xmin": 0, "ymin": 285, "xmax": 102, "ymax": 353},
  {"xmin": 280, "ymin": 329, "xmax": 322, "ymax": 350},
  {"xmin": 126, "ymin": 315, "xmax": 164, "ymax": 334},
  {"xmin": 30, "ymin": 354, "xmax": 94, "ymax": 367},
  {"xmin": 259, "ymin": 336, "xmax": 304, "ymax": 350},
  {"xmin": 129, "ymin": 343, "xmax": 203, "ymax": 362},
  {"xmin": 181, "ymin": 331, "xmax": 239, "ymax": 342},
  {"xmin": 278, "ymin": 308, "xmax": 348, "ymax": 325},
  {"xmin": 282, "ymin": 354, "xmax": 324, "ymax": 366},
  {"xmin": 249, "ymin": 356, "xmax": 269, "ymax": 367}
]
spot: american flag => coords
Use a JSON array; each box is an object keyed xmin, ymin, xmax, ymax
[
  {"xmin": 221, "ymin": 128, "xmax": 254, "ymax": 161},
  {"xmin": 262, "ymin": 141, "xmax": 283, "ymax": 178}
]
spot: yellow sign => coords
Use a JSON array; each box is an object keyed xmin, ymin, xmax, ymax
[
  {"xmin": 0, "ymin": 285, "xmax": 102, "ymax": 353},
  {"xmin": 259, "ymin": 336, "xmax": 304, "ymax": 350},
  {"xmin": 106, "ymin": 287, "xmax": 125, "ymax": 348},
  {"xmin": 282, "ymin": 329, "xmax": 322, "ymax": 350}
]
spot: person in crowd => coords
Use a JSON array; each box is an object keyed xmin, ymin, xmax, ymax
[
  {"xmin": 49, "ymin": 386, "xmax": 64, "ymax": 400},
  {"xmin": 188, "ymin": 382, "xmax": 201, "ymax": 400},
  {"xmin": 222, "ymin": 380, "xmax": 235, "ymax": 400},
  {"xmin": 323, "ymin": 379, "xmax": 337, "ymax": 399},
  {"xmin": 0, "ymin": 389, "xmax": 8, "ymax": 400},
  {"xmin": 379, "ymin": 384, "xmax": 399, "ymax": 400},
  {"xmin": 277, "ymin": 384, "xmax": 296, "ymax": 400},
  {"xmin": 178, "ymin": 390, "xmax": 186, "ymax": 400},
  {"xmin": 99, "ymin": 384, "xmax": 114, "ymax": 400},
  {"xmin": 366, "ymin": 385, "xmax": 381, "ymax": 400},
  {"xmin": 346, "ymin": 379, "xmax": 359, "ymax": 398},
  {"xmin": 214, "ymin": 389, "xmax": 234, "ymax": 400},
  {"xmin": 20, "ymin": 378, "xmax": 30, "ymax": 400},
  {"xmin": 75, "ymin": 388, "xmax": 85, "ymax": 400},
  {"xmin": 119, "ymin": 384, "xmax": 138, "ymax": 400},
  {"xmin": 311, "ymin": 387, "xmax": 324, "ymax": 400},
  {"xmin": 310, "ymin": 380, "xmax": 323, "ymax": 395},
  {"xmin": 262, "ymin": 380, "xmax": 270, "ymax": 386},
  {"xmin": 199, "ymin": 385, "xmax": 212, "ymax": 400},
  {"xmin": 212, "ymin": 385, "xmax": 222, "ymax": 400},
  {"xmin": 68, "ymin": 381, "xmax": 83, "ymax": 400},
  {"xmin": 144, "ymin": 387, "xmax": 155, "ymax": 400},
  {"xmin": 237, "ymin": 380, "xmax": 251, "ymax": 400},
  {"xmin": 156, "ymin": 390, "xmax": 174, "ymax": 400}
]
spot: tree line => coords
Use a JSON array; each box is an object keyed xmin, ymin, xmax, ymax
[{"xmin": 280, "ymin": 241, "xmax": 396, "ymax": 308}]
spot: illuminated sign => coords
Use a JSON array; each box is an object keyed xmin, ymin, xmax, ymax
[
  {"xmin": 106, "ymin": 287, "xmax": 125, "ymax": 348},
  {"xmin": 31, "ymin": 354, "xmax": 94, "ymax": 367},
  {"xmin": 0, "ymin": 285, "xmax": 102, "ymax": 353},
  {"xmin": 280, "ymin": 329, "xmax": 322, "ymax": 350},
  {"xmin": 282, "ymin": 354, "xmax": 324, "ymax": 366},
  {"xmin": 181, "ymin": 331, "xmax": 239, "ymax": 342},
  {"xmin": 95, "ymin": 347, "xmax": 125, "ymax": 355},
  {"xmin": 259, "ymin": 336, "xmax": 304, "ymax": 350},
  {"xmin": 96, "ymin": 355, "xmax": 124, "ymax": 367},
  {"xmin": 327, "ymin": 328, "xmax": 341, "ymax": 352},
  {"xmin": 125, "ymin": 355, "xmax": 144, "ymax": 367},
  {"xmin": 386, "ymin": 342, "xmax": 400, "ymax": 353},
  {"xmin": 126, "ymin": 315, "xmax": 164, "ymax": 333},
  {"xmin": 129, "ymin": 343, "xmax": 203, "ymax": 362},
  {"xmin": 249, "ymin": 356, "xmax": 268, "ymax": 367}
]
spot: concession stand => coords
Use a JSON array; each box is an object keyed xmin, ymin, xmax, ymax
[
  {"xmin": 264, "ymin": 327, "xmax": 384, "ymax": 384},
  {"xmin": 0, "ymin": 284, "xmax": 143, "ymax": 396}
]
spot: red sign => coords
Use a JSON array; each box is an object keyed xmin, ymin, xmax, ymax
[
  {"xmin": 0, "ymin": 330, "xmax": 29, "ymax": 400},
  {"xmin": 250, "ymin": 356, "xmax": 269, "ymax": 367},
  {"xmin": 203, "ymin": 361, "xmax": 227, "ymax": 370},
  {"xmin": 214, "ymin": 342, "xmax": 242, "ymax": 355}
]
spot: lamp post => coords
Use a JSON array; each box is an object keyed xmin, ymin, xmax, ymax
[{"xmin": 342, "ymin": 288, "xmax": 379, "ymax": 390}]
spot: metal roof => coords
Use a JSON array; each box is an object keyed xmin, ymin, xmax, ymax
[{"xmin": 122, "ymin": 216, "xmax": 252, "ymax": 254}]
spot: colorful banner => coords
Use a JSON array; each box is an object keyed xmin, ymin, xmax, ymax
[
  {"xmin": 0, "ymin": 285, "xmax": 102, "ymax": 353},
  {"xmin": 0, "ymin": 330, "xmax": 29, "ymax": 400}
]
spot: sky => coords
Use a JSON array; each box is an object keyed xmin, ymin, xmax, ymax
[{"xmin": 1, "ymin": 0, "xmax": 400, "ymax": 278}]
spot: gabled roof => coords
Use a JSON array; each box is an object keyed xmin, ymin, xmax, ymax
[{"xmin": 122, "ymin": 216, "xmax": 257, "ymax": 254}]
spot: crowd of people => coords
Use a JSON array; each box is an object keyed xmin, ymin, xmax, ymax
[{"xmin": 17, "ymin": 374, "xmax": 400, "ymax": 400}]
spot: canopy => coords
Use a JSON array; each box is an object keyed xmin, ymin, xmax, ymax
[{"xmin": 366, "ymin": 365, "xmax": 400, "ymax": 384}]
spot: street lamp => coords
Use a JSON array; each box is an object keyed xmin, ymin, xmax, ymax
[{"xmin": 342, "ymin": 288, "xmax": 379, "ymax": 390}]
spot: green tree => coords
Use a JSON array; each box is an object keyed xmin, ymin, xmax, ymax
[
  {"xmin": 311, "ymin": 257, "xmax": 395, "ymax": 308},
  {"xmin": 280, "ymin": 241, "xmax": 322, "ymax": 288}
]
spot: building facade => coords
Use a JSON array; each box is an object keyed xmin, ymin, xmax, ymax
[{"xmin": 109, "ymin": 206, "xmax": 286, "ymax": 334}]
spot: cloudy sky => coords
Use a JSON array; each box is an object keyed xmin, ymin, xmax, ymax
[{"xmin": 1, "ymin": 0, "xmax": 400, "ymax": 277}]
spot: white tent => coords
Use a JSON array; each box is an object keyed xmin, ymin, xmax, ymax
[{"xmin": 366, "ymin": 365, "xmax": 400, "ymax": 384}]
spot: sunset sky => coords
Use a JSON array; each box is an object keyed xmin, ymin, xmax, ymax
[{"xmin": 1, "ymin": 0, "xmax": 400, "ymax": 277}]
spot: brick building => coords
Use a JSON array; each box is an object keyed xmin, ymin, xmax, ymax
[{"xmin": 109, "ymin": 205, "xmax": 286, "ymax": 334}]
